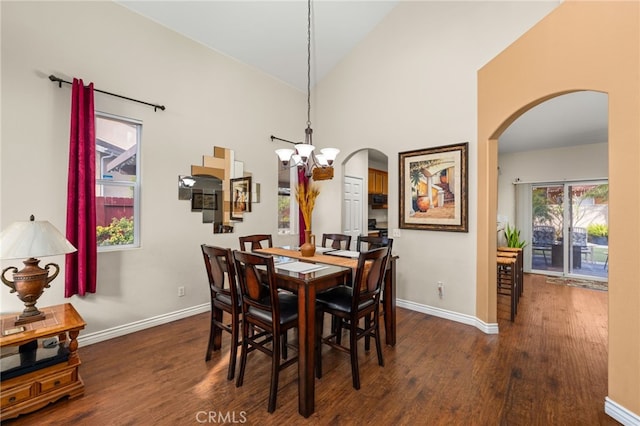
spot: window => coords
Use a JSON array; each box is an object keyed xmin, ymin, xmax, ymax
[
  {"xmin": 95, "ymin": 112, "xmax": 141, "ymax": 250},
  {"xmin": 277, "ymin": 161, "xmax": 297, "ymax": 235}
]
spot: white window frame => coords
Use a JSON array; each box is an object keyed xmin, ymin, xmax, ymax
[{"xmin": 96, "ymin": 111, "xmax": 142, "ymax": 252}]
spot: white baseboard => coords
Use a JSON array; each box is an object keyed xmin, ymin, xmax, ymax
[
  {"xmin": 77, "ymin": 303, "xmax": 209, "ymax": 347},
  {"xmin": 605, "ymin": 397, "xmax": 640, "ymax": 426},
  {"xmin": 78, "ymin": 299, "xmax": 497, "ymax": 348},
  {"xmin": 396, "ymin": 299, "xmax": 499, "ymax": 334}
]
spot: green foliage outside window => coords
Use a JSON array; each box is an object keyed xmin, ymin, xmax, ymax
[
  {"xmin": 587, "ymin": 223, "xmax": 608, "ymax": 237},
  {"xmin": 97, "ymin": 217, "xmax": 134, "ymax": 246}
]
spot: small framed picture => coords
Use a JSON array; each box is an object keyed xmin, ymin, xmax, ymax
[
  {"xmin": 230, "ymin": 176, "xmax": 252, "ymax": 221},
  {"xmin": 203, "ymin": 193, "xmax": 217, "ymax": 210},
  {"xmin": 191, "ymin": 190, "xmax": 203, "ymax": 211}
]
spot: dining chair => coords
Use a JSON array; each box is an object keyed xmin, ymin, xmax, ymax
[
  {"xmin": 356, "ymin": 235, "xmax": 393, "ymax": 252},
  {"xmin": 355, "ymin": 236, "xmax": 393, "ymax": 320},
  {"xmin": 232, "ymin": 250, "xmax": 298, "ymax": 413},
  {"xmin": 218, "ymin": 224, "xmax": 234, "ymax": 233},
  {"xmin": 322, "ymin": 233, "xmax": 352, "ymax": 250},
  {"xmin": 201, "ymin": 244, "xmax": 241, "ymax": 380},
  {"xmin": 315, "ymin": 246, "xmax": 390, "ymax": 390},
  {"xmin": 238, "ymin": 234, "xmax": 273, "ymax": 251}
]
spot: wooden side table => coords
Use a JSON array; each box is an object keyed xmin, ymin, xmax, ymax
[{"xmin": 0, "ymin": 303, "xmax": 86, "ymax": 420}]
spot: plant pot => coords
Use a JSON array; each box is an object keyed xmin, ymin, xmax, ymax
[
  {"xmin": 588, "ymin": 235, "xmax": 608, "ymax": 245},
  {"xmin": 416, "ymin": 196, "xmax": 430, "ymax": 212}
]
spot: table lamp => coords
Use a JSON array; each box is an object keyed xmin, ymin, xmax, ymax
[{"xmin": 1, "ymin": 215, "xmax": 77, "ymax": 325}]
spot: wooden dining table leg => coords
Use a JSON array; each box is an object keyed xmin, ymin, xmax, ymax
[
  {"xmin": 384, "ymin": 259, "xmax": 397, "ymax": 346},
  {"xmin": 296, "ymin": 283, "xmax": 316, "ymax": 418}
]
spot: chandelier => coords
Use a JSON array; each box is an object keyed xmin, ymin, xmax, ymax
[{"xmin": 271, "ymin": 0, "xmax": 339, "ymax": 181}]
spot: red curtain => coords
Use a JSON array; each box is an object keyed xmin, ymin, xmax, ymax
[
  {"xmin": 297, "ymin": 169, "xmax": 309, "ymax": 246},
  {"xmin": 65, "ymin": 78, "xmax": 97, "ymax": 297}
]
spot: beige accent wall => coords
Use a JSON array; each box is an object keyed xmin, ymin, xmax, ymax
[{"xmin": 477, "ymin": 0, "xmax": 639, "ymax": 415}]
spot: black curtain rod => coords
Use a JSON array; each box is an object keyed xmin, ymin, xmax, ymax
[{"xmin": 49, "ymin": 75, "xmax": 166, "ymax": 112}]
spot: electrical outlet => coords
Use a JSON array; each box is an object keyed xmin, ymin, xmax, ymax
[
  {"xmin": 437, "ymin": 281, "xmax": 444, "ymax": 298},
  {"xmin": 178, "ymin": 286, "xmax": 185, "ymax": 297},
  {"xmin": 393, "ymin": 229, "xmax": 401, "ymax": 238}
]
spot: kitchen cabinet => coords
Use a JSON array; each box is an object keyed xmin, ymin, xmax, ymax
[{"xmin": 368, "ymin": 168, "xmax": 388, "ymax": 195}]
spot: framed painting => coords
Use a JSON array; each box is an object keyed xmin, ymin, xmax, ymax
[
  {"xmin": 230, "ymin": 176, "xmax": 252, "ymax": 221},
  {"xmin": 202, "ymin": 193, "xmax": 217, "ymax": 210},
  {"xmin": 191, "ymin": 190, "xmax": 203, "ymax": 211},
  {"xmin": 399, "ymin": 142, "xmax": 468, "ymax": 232}
]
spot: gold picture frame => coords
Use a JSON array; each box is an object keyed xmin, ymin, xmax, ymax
[{"xmin": 399, "ymin": 142, "xmax": 468, "ymax": 232}]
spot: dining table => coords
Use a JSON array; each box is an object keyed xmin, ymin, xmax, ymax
[{"xmin": 257, "ymin": 246, "xmax": 398, "ymax": 418}]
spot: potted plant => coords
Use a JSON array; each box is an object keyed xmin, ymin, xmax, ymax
[
  {"xmin": 504, "ymin": 224, "xmax": 527, "ymax": 248},
  {"xmin": 587, "ymin": 223, "xmax": 608, "ymax": 245}
]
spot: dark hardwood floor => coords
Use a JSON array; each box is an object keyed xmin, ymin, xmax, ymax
[{"xmin": 4, "ymin": 274, "xmax": 617, "ymax": 425}]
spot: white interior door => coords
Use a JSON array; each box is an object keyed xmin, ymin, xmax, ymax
[{"xmin": 343, "ymin": 176, "xmax": 364, "ymax": 250}]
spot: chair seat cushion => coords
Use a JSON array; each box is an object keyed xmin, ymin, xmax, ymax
[
  {"xmin": 247, "ymin": 293, "xmax": 298, "ymax": 324},
  {"xmin": 316, "ymin": 285, "xmax": 374, "ymax": 313},
  {"xmin": 214, "ymin": 293, "xmax": 239, "ymax": 307}
]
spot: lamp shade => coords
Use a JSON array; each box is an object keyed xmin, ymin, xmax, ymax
[
  {"xmin": 315, "ymin": 154, "xmax": 328, "ymax": 166},
  {"xmin": 320, "ymin": 148, "xmax": 340, "ymax": 165},
  {"xmin": 275, "ymin": 148, "xmax": 295, "ymax": 164},
  {"xmin": 291, "ymin": 154, "xmax": 303, "ymax": 167},
  {"xmin": 0, "ymin": 217, "xmax": 77, "ymax": 260},
  {"xmin": 294, "ymin": 143, "xmax": 315, "ymax": 161}
]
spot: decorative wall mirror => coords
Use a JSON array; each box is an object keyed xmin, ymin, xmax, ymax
[
  {"xmin": 178, "ymin": 175, "xmax": 232, "ymax": 232},
  {"xmin": 179, "ymin": 146, "xmax": 258, "ymax": 233}
]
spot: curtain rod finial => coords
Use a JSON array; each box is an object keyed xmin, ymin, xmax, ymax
[{"xmin": 49, "ymin": 74, "xmax": 63, "ymax": 87}]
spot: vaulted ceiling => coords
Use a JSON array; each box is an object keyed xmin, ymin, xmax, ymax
[{"xmin": 116, "ymin": 1, "xmax": 608, "ymax": 154}]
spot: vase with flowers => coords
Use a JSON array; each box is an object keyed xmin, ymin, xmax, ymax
[{"xmin": 296, "ymin": 182, "xmax": 320, "ymax": 257}]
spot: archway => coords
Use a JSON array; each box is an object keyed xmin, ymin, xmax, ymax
[
  {"xmin": 341, "ymin": 148, "xmax": 389, "ymax": 248},
  {"xmin": 497, "ymin": 90, "xmax": 609, "ymax": 280},
  {"xmin": 476, "ymin": 1, "xmax": 639, "ymax": 419}
]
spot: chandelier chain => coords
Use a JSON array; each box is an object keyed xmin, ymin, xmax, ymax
[
  {"xmin": 306, "ymin": 0, "xmax": 311, "ymax": 127},
  {"xmin": 271, "ymin": 0, "xmax": 338, "ymax": 180}
]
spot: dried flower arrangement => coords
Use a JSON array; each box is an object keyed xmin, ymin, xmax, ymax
[{"xmin": 296, "ymin": 183, "xmax": 320, "ymax": 231}]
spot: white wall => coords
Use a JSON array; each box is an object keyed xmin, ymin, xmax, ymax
[
  {"xmin": 313, "ymin": 1, "xmax": 558, "ymax": 317},
  {"xmin": 0, "ymin": 1, "xmax": 304, "ymax": 335},
  {"xmin": 0, "ymin": 1, "xmax": 560, "ymax": 340},
  {"xmin": 497, "ymin": 142, "xmax": 609, "ymax": 227}
]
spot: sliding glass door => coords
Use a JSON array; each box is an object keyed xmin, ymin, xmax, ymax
[{"xmin": 530, "ymin": 181, "xmax": 608, "ymax": 280}]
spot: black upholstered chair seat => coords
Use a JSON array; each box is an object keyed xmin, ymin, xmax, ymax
[
  {"xmin": 316, "ymin": 286, "xmax": 374, "ymax": 313},
  {"xmin": 215, "ymin": 292, "xmax": 240, "ymax": 307},
  {"xmin": 248, "ymin": 293, "xmax": 298, "ymax": 324}
]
